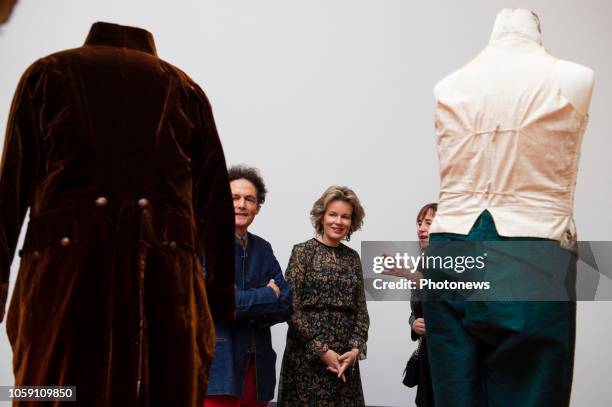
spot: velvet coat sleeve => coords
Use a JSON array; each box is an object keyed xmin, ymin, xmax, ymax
[
  {"xmin": 191, "ymin": 86, "xmax": 235, "ymax": 321},
  {"xmin": 0, "ymin": 62, "xmax": 43, "ymax": 322},
  {"xmin": 348, "ymin": 252, "xmax": 369, "ymax": 359}
]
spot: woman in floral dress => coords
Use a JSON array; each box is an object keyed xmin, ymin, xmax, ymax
[{"xmin": 277, "ymin": 185, "xmax": 369, "ymax": 406}]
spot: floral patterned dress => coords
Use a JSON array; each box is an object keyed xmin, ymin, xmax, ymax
[{"xmin": 277, "ymin": 238, "xmax": 369, "ymax": 406}]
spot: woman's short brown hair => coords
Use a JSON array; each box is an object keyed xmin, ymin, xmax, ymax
[
  {"xmin": 310, "ymin": 185, "xmax": 365, "ymax": 241},
  {"xmin": 416, "ymin": 202, "xmax": 438, "ymax": 224}
]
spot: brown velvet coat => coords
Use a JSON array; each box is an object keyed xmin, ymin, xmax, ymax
[
  {"xmin": 0, "ymin": 0, "xmax": 17, "ymax": 24},
  {"xmin": 0, "ymin": 22, "xmax": 235, "ymax": 406}
]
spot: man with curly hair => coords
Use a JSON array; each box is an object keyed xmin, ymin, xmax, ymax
[{"xmin": 205, "ymin": 165, "xmax": 293, "ymax": 407}]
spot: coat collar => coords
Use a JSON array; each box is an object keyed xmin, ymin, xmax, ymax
[{"xmin": 84, "ymin": 22, "xmax": 157, "ymax": 56}]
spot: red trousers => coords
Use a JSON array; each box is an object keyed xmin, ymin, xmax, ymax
[{"xmin": 204, "ymin": 357, "xmax": 267, "ymax": 407}]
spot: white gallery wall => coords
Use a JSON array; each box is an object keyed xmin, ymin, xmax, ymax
[{"xmin": 1, "ymin": 1, "xmax": 611, "ymax": 405}]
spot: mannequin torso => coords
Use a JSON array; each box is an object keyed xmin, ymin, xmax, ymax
[
  {"xmin": 423, "ymin": 10, "xmax": 585, "ymax": 407},
  {"xmin": 430, "ymin": 8, "xmax": 595, "ymax": 240},
  {"xmin": 434, "ymin": 8, "xmax": 594, "ymax": 115}
]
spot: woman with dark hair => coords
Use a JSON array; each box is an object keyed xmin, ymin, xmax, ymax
[
  {"xmin": 277, "ymin": 186, "xmax": 369, "ymax": 407},
  {"xmin": 381, "ymin": 202, "xmax": 437, "ymax": 406},
  {"xmin": 408, "ymin": 203, "xmax": 437, "ymax": 407}
]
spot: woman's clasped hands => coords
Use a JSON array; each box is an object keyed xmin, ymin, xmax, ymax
[{"xmin": 320, "ymin": 348, "xmax": 359, "ymax": 382}]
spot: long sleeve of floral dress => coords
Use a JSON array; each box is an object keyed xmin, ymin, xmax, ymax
[{"xmin": 348, "ymin": 253, "xmax": 369, "ymax": 360}]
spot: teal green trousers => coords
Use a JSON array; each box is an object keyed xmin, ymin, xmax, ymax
[{"xmin": 422, "ymin": 211, "xmax": 576, "ymax": 407}]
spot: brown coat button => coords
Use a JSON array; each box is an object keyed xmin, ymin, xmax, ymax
[
  {"xmin": 33, "ymin": 250, "xmax": 40, "ymax": 259},
  {"xmin": 60, "ymin": 237, "xmax": 71, "ymax": 246},
  {"xmin": 95, "ymin": 196, "xmax": 108, "ymax": 207},
  {"xmin": 168, "ymin": 241, "xmax": 178, "ymax": 250},
  {"xmin": 138, "ymin": 198, "xmax": 150, "ymax": 209}
]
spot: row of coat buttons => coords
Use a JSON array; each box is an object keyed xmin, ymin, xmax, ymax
[
  {"xmin": 28, "ymin": 197, "xmax": 173, "ymax": 258},
  {"xmin": 31, "ymin": 236, "xmax": 178, "ymax": 256},
  {"xmin": 94, "ymin": 197, "xmax": 179, "ymax": 250},
  {"xmin": 95, "ymin": 196, "xmax": 178, "ymax": 248},
  {"xmin": 33, "ymin": 236, "xmax": 175, "ymax": 247},
  {"xmin": 30, "ymin": 236, "xmax": 71, "ymax": 258},
  {"xmin": 53, "ymin": 238, "xmax": 177, "ymax": 249},
  {"xmin": 93, "ymin": 196, "xmax": 150, "ymax": 209}
]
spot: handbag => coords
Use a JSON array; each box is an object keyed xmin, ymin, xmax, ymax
[{"xmin": 402, "ymin": 337, "xmax": 422, "ymax": 388}]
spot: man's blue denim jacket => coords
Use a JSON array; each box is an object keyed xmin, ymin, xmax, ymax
[{"xmin": 206, "ymin": 232, "xmax": 292, "ymax": 402}]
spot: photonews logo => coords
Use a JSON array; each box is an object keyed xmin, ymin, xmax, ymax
[{"xmin": 372, "ymin": 252, "xmax": 487, "ymax": 274}]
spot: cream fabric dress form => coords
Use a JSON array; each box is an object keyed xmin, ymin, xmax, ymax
[{"xmin": 430, "ymin": 8, "xmax": 594, "ymax": 242}]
